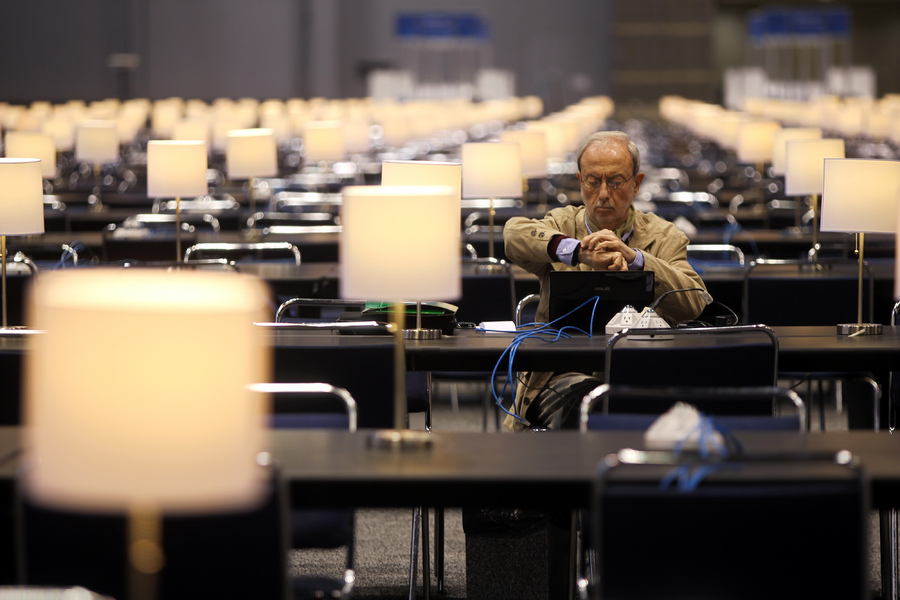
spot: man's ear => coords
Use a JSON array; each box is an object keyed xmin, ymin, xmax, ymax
[{"xmin": 632, "ymin": 172, "xmax": 646, "ymax": 197}]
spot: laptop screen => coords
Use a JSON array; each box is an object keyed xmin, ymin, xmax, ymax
[{"xmin": 548, "ymin": 270, "xmax": 655, "ymax": 333}]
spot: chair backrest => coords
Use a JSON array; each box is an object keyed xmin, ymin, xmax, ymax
[
  {"xmin": 18, "ymin": 465, "xmax": 289, "ymax": 600},
  {"xmin": 121, "ymin": 212, "xmax": 221, "ymax": 233},
  {"xmin": 743, "ymin": 258, "xmax": 873, "ymax": 326},
  {"xmin": 686, "ymin": 243, "xmax": 745, "ymax": 272},
  {"xmin": 261, "ymin": 325, "xmax": 398, "ymax": 429},
  {"xmin": 605, "ymin": 325, "xmax": 778, "ymax": 396},
  {"xmin": 579, "ymin": 383, "xmax": 806, "ymax": 432},
  {"xmin": 592, "ymin": 449, "xmax": 868, "ymax": 600},
  {"xmin": 249, "ymin": 382, "xmax": 357, "ymax": 430},
  {"xmin": 456, "ymin": 257, "xmax": 516, "ymax": 324},
  {"xmin": 184, "ymin": 242, "xmax": 302, "ymax": 265}
]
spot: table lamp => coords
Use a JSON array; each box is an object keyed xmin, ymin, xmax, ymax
[
  {"xmin": 736, "ymin": 120, "xmax": 781, "ymax": 185},
  {"xmin": 5, "ymin": 131, "xmax": 57, "ymax": 192},
  {"xmin": 770, "ymin": 128, "xmax": 822, "ymax": 177},
  {"xmin": 22, "ymin": 268, "xmax": 272, "ymax": 600},
  {"xmin": 75, "ymin": 120, "xmax": 119, "ymax": 210},
  {"xmin": 0, "ymin": 158, "xmax": 44, "ymax": 333},
  {"xmin": 820, "ymin": 158, "xmax": 900, "ymax": 335},
  {"xmin": 341, "ymin": 184, "xmax": 459, "ymax": 443},
  {"xmin": 461, "ymin": 142, "xmax": 523, "ymax": 262},
  {"xmin": 498, "ymin": 129, "xmax": 548, "ymax": 213},
  {"xmin": 785, "ymin": 138, "xmax": 845, "ymax": 260},
  {"xmin": 380, "ymin": 160, "xmax": 463, "ymax": 330},
  {"xmin": 226, "ymin": 128, "xmax": 278, "ymax": 225},
  {"xmin": 304, "ymin": 120, "xmax": 347, "ymax": 166},
  {"xmin": 147, "ymin": 141, "xmax": 209, "ymax": 262}
]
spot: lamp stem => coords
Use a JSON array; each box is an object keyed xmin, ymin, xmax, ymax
[
  {"xmin": 488, "ymin": 197, "xmax": 496, "ymax": 260},
  {"xmin": 128, "ymin": 505, "xmax": 164, "ymax": 600},
  {"xmin": 810, "ymin": 193, "xmax": 819, "ymax": 262},
  {"xmin": 175, "ymin": 196, "xmax": 182, "ymax": 262},
  {"xmin": 858, "ymin": 232, "xmax": 865, "ymax": 325},
  {"xmin": 91, "ymin": 162, "xmax": 103, "ymax": 211},
  {"xmin": 391, "ymin": 301, "xmax": 407, "ymax": 430},
  {"xmin": 416, "ymin": 300, "xmax": 422, "ymax": 330},
  {"xmin": 1, "ymin": 235, "xmax": 7, "ymax": 329}
]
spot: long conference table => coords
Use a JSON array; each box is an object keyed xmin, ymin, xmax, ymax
[{"xmin": 2, "ymin": 427, "xmax": 900, "ymax": 595}]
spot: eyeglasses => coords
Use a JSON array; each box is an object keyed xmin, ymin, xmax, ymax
[{"xmin": 580, "ymin": 173, "xmax": 635, "ymax": 192}]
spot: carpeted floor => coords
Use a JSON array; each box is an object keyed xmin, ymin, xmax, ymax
[{"xmin": 289, "ymin": 384, "xmax": 888, "ymax": 600}]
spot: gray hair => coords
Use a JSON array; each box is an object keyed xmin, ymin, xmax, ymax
[{"xmin": 576, "ymin": 131, "xmax": 641, "ymax": 175}]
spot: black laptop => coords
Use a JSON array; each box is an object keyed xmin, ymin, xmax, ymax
[{"xmin": 548, "ymin": 270, "xmax": 655, "ymax": 333}]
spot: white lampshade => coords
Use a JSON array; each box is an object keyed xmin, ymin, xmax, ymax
[
  {"xmin": 304, "ymin": 121, "xmax": 347, "ymax": 163},
  {"xmin": 498, "ymin": 130, "xmax": 548, "ymax": 178},
  {"xmin": 771, "ymin": 127, "xmax": 822, "ymax": 176},
  {"xmin": 226, "ymin": 128, "xmax": 277, "ymax": 180},
  {"xmin": 820, "ymin": 158, "xmax": 900, "ymax": 235},
  {"xmin": 341, "ymin": 185, "xmax": 460, "ymax": 301},
  {"xmin": 172, "ymin": 119, "xmax": 211, "ymax": 147},
  {"xmin": 75, "ymin": 120, "xmax": 119, "ymax": 164},
  {"xmin": 5, "ymin": 131, "xmax": 56, "ymax": 179},
  {"xmin": 785, "ymin": 138, "xmax": 845, "ymax": 197},
  {"xmin": 23, "ymin": 269, "xmax": 271, "ymax": 513},
  {"xmin": 147, "ymin": 140, "xmax": 208, "ymax": 199},
  {"xmin": 737, "ymin": 120, "xmax": 781, "ymax": 164},
  {"xmin": 0, "ymin": 158, "xmax": 45, "ymax": 236},
  {"xmin": 461, "ymin": 142, "xmax": 523, "ymax": 199},
  {"xmin": 381, "ymin": 160, "xmax": 462, "ymax": 205}
]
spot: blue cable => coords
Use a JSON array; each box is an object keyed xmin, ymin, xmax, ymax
[
  {"xmin": 54, "ymin": 242, "xmax": 86, "ymax": 270},
  {"xmin": 489, "ymin": 296, "xmax": 603, "ymax": 425}
]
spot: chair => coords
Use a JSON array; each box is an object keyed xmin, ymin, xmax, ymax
[
  {"xmin": 743, "ymin": 258, "xmax": 873, "ymax": 326},
  {"xmin": 184, "ymin": 241, "xmax": 302, "ymax": 265},
  {"xmin": 605, "ymin": 325, "xmax": 779, "ymax": 400},
  {"xmin": 435, "ymin": 256, "xmax": 517, "ymax": 430},
  {"xmin": 250, "ymin": 382, "xmax": 357, "ymax": 599},
  {"xmin": 18, "ymin": 461, "xmax": 290, "ymax": 600},
  {"xmin": 102, "ymin": 214, "xmax": 221, "ymax": 262},
  {"xmin": 743, "ymin": 259, "xmax": 881, "ymax": 431},
  {"xmin": 579, "ymin": 384, "xmax": 807, "ymax": 433},
  {"xmin": 588, "ymin": 449, "xmax": 868, "ymax": 600},
  {"xmin": 270, "ymin": 301, "xmax": 436, "ymax": 599}
]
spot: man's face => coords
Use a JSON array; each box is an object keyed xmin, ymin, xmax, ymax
[{"xmin": 577, "ymin": 140, "xmax": 644, "ymax": 231}]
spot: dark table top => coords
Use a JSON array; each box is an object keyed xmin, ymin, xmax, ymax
[{"xmin": 4, "ymin": 427, "xmax": 900, "ymax": 509}]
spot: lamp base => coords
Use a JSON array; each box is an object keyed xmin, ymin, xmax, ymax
[
  {"xmin": 367, "ymin": 429, "xmax": 433, "ymax": 450},
  {"xmin": 0, "ymin": 326, "xmax": 39, "ymax": 336},
  {"xmin": 837, "ymin": 323, "xmax": 883, "ymax": 336},
  {"xmin": 475, "ymin": 263, "xmax": 506, "ymax": 275},
  {"xmin": 403, "ymin": 328, "xmax": 443, "ymax": 340}
]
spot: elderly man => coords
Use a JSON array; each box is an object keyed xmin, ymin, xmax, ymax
[{"xmin": 503, "ymin": 130, "xmax": 708, "ymax": 430}]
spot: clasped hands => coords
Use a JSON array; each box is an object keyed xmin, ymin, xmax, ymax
[{"xmin": 577, "ymin": 230, "xmax": 636, "ymax": 271}]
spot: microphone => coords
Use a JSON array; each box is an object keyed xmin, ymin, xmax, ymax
[{"xmin": 647, "ymin": 287, "xmax": 713, "ymax": 311}]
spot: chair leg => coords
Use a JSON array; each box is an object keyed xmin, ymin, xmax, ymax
[
  {"xmin": 422, "ymin": 507, "xmax": 431, "ymax": 600},
  {"xmin": 409, "ymin": 507, "xmax": 420, "ymax": 600}
]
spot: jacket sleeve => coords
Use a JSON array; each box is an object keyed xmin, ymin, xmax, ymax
[
  {"xmin": 641, "ymin": 231, "xmax": 708, "ymax": 325},
  {"xmin": 503, "ymin": 211, "xmax": 575, "ymax": 276}
]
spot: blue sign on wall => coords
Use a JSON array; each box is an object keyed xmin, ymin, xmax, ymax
[{"xmin": 395, "ymin": 13, "xmax": 489, "ymax": 41}]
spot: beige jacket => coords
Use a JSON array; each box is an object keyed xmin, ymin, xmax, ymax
[{"xmin": 502, "ymin": 205, "xmax": 707, "ymax": 431}]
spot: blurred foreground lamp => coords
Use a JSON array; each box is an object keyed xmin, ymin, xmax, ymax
[
  {"xmin": 226, "ymin": 128, "xmax": 277, "ymax": 221},
  {"xmin": 785, "ymin": 138, "xmax": 845, "ymax": 261},
  {"xmin": 461, "ymin": 142, "xmax": 522, "ymax": 262},
  {"xmin": 23, "ymin": 269, "xmax": 271, "ymax": 599},
  {"xmin": 341, "ymin": 185, "xmax": 459, "ymax": 442},
  {"xmin": 5, "ymin": 131, "xmax": 57, "ymax": 190},
  {"xmin": 147, "ymin": 141, "xmax": 208, "ymax": 261},
  {"xmin": 820, "ymin": 158, "xmax": 900, "ymax": 335},
  {"xmin": 75, "ymin": 120, "xmax": 119, "ymax": 210},
  {"xmin": 0, "ymin": 158, "xmax": 44, "ymax": 332}
]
